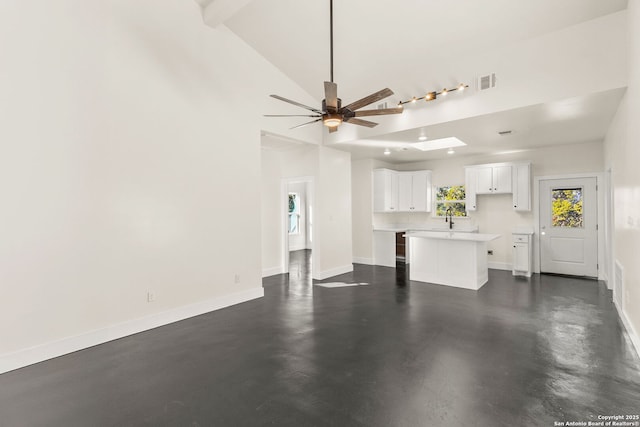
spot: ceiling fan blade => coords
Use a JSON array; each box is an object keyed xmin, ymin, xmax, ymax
[
  {"xmin": 324, "ymin": 81, "xmax": 338, "ymax": 111},
  {"xmin": 344, "ymin": 118, "xmax": 378, "ymax": 128},
  {"xmin": 290, "ymin": 118, "xmax": 322, "ymax": 130},
  {"xmin": 342, "ymin": 88, "xmax": 394, "ymax": 112},
  {"xmin": 328, "ymin": 126, "xmax": 338, "ymax": 133},
  {"xmin": 264, "ymin": 114, "xmax": 322, "ymax": 117},
  {"xmin": 354, "ymin": 107, "xmax": 403, "ymax": 117},
  {"xmin": 270, "ymin": 95, "xmax": 323, "ymax": 114}
]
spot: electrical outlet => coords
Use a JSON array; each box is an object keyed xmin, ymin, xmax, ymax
[
  {"xmin": 234, "ymin": 274, "xmax": 240, "ymax": 284},
  {"xmin": 487, "ymin": 250, "xmax": 494, "ymax": 255},
  {"xmin": 147, "ymin": 292, "xmax": 156, "ymax": 303}
]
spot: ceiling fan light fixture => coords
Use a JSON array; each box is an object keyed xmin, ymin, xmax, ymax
[{"xmin": 323, "ymin": 113, "xmax": 343, "ymax": 128}]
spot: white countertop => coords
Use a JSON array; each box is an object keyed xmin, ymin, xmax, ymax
[
  {"xmin": 405, "ymin": 231, "xmax": 501, "ymax": 242},
  {"xmin": 512, "ymin": 227, "xmax": 534, "ymax": 235},
  {"xmin": 373, "ymin": 224, "xmax": 479, "ymax": 233}
]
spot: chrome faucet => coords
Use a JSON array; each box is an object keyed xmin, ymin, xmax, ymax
[{"xmin": 445, "ymin": 207, "xmax": 454, "ymax": 230}]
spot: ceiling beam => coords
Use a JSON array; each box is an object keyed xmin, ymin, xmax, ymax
[{"xmin": 196, "ymin": 0, "xmax": 254, "ymax": 28}]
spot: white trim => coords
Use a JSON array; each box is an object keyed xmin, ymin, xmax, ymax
[
  {"xmin": 614, "ymin": 300, "xmax": 640, "ymax": 359},
  {"xmin": 313, "ymin": 264, "xmax": 354, "ymax": 280},
  {"xmin": 262, "ymin": 266, "xmax": 284, "ymax": 277},
  {"xmin": 0, "ymin": 287, "xmax": 264, "ymax": 375},
  {"xmin": 353, "ymin": 257, "xmax": 375, "ymax": 265},
  {"xmin": 488, "ymin": 262, "xmax": 511, "ymax": 271},
  {"xmin": 533, "ymin": 173, "xmax": 604, "ymax": 279}
]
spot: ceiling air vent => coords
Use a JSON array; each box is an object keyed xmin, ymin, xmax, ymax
[{"xmin": 477, "ymin": 73, "xmax": 497, "ymax": 91}]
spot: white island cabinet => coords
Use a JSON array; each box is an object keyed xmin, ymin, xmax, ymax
[{"xmin": 407, "ymin": 231, "xmax": 501, "ymax": 290}]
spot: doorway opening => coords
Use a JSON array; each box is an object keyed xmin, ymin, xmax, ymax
[{"xmin": 283, "ymin": 177, "xmax": 314, "ymax": 279}]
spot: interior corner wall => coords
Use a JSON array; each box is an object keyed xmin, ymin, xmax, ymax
[
  {"xmin": 261, "ymin": 148, "xmax": 284, "ymax": 276},
  {"xmin": 0, "ymin": 0, "xmax": 320, "ymax": 371},
  {"xmin": 604, "ymin": 0, "xmax": 640, "ymax": 352},
  {"xmin": 351, "ymin": 159, "xmax": 375, "ymax": 263},
  {"xmin": 260, "ymin": 144, "xmax": 353, "ymax": 280},
  {"xmin": 315, "ymin": 146, "xmax": 353, "ymax": 279}
]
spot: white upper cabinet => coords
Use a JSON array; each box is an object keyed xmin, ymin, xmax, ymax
[
  {"xmin": 373, "ymin": 169, "xmax": 399, "ymax": 212},
  {"xmin": 475, "ymin": 165, "xmax": 512, "ymax": 194},
  {"xmin": 512, "ymin": 163, "xmax": 531, "ymax": 211},
  {"xmin": 465, "ymin": 162, "xmax": 531, "ymax": 212},
  {"xmin": 398, "ymin": 173, "xmax": 413, "ymax": 211},
  {"xmin": 374, "ymin": 169, "xmax": 431, "ymax": 213},
  {"xmin": 398, "ymin": 171, "xmax": 432, "ymax": 212},
  {"xmin": 465, "ymin": 167, "xmax": 477, "ymax": 212}
]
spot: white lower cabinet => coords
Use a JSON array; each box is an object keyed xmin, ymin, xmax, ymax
[{"xmin": 512, "ymin": 232, "xmax": 533, "ymax": 277}]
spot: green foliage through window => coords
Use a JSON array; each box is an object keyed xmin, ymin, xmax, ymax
[
  {"xmin": 435, "ymin": 185, "xmax": 467, "ymax": 217},
  {"xmin": 552, "ymin": 188, "xmax": 583, "ymax": 228},
  {"xmin": 288, "ymin": 193, "xmax": 300, "ymax": 234}
]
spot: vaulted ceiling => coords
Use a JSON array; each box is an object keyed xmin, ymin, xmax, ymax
[{"xmin": 200, "ymin": 0, "xmax": 629, "ymax": 162}]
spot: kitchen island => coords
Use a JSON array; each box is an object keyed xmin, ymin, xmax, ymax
[
  {"xmin": 407, "ymin": 231, "xmax": 501, "ymax": 290},
  {"xmin": 372, "ymin": 224, "xmax": 479, "ymax": 267}
]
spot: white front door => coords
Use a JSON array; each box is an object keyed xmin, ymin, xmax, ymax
[{"xmin": 539, "ymin": 177, "xmax": 598, "ymax": 277}]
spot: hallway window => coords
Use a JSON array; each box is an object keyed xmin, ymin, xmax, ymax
[
  {"xmin": 435, "ymin": 185, "xmax": 467, "ymax": 217},
  {"xmin": 288, "ymin": 193, "xmax": 300, "ymax": 234}
]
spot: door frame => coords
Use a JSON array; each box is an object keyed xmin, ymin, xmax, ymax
[
  {"xmin": 281, "ymin": 176, "xmax": 315, "ymax": 275},
  {"xmin": 533, "ymin": 173, "xmax": 604, "ymax": 280}
]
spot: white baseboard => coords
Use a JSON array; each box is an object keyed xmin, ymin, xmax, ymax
[
  {"xmin": 262, "ymin": 266, "xmax": 283, "ymax": 278},
  {"xmin": 488, "ymin": 262, "xmax": 511, "ymax": 271},
  {"xmin": 352, "ymin": 257, "xmax": 374, "ymax": 265},
  {"xmin": 614, "ymin": 300, "xmax": 640, "ymax": 359},
  {"xmin": 313, "ymin": 264, "xmax": 354, "ymax": 281},
  {"xmin": 0, "ymin": 287, "xmax": 264, "ymax": 375}
]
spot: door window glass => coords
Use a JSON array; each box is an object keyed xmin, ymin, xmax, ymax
[{"xmin": 551, "ymin": 188, "xmax": 583, "ymax": 228}]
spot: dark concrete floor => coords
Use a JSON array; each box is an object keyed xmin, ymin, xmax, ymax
[{"xmin": 1, "ymin": 250, "xmax": 639, "ymax": 426}]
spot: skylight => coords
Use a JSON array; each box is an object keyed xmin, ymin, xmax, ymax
[{"xmin": 412, "ymin": 137, "xmax": 467, "ymax": 152}]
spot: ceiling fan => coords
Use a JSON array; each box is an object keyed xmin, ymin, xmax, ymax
[{"xmin": 265, "ymin": 0, "xmax": 403, "ymax": 133}]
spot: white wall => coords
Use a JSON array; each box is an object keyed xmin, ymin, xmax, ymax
[
  {"xmin": 603, "ymin": 0, "xmax": 640, "ymax": 354},
  {"xmin": 352, "ymin": 142, "xmax": 604, "ymax": 269},
  {"xmin": 261, "ymin": 148, "xmax": 284, "ymax": 276},
  {"xmin": 351, "ymin": 158, "xmax": 395, "ymax": 263},
  {"xmin": 0, "ymin": 0, "xmax": 320, "ymax": 371},
  {"xmin": 351, "ymin": 159, "xmax": 375, "ymax": 263},
  {"xmin": 328, "ymin": 11, "xmax": 628, "ymax": 145},
  {"xmin": 315, "ymin": 146, "xmax": 353, "ymax": 278}
]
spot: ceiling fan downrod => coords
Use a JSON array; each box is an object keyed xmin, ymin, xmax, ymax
[{"xmin": 330, "ymin": 0, "xmax": 334, "ymax": 83}]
